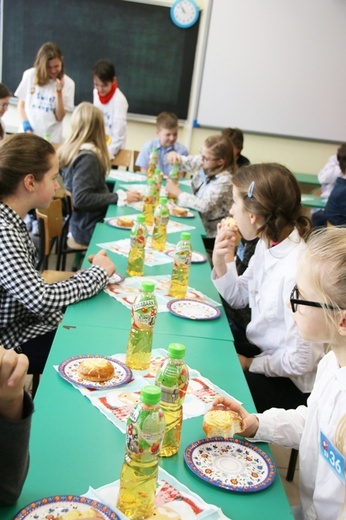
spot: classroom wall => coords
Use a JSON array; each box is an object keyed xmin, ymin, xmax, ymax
[{"xmin": 2, "ymin": 0, "xmax": 339, "ymax": 175}]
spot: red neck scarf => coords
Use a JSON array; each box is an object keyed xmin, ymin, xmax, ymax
[{"xmin": 98, "ymin": 80, "xmax": 118, "ymax": 104}]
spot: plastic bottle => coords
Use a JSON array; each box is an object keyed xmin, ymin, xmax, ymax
[
  {"xmin": 151, "ymin": 197, "xmax": 170, "ymax": 251},
  {"xmin": 125, "ymin": 281, "xmax": 158, "ymax": 370},
  {"xmin": 143, "ymin": 179, "xmax": 157, "ymax": 226},
  {"xmin": 167, "ymin": 163, "xmax": 180, "ymax": 202},
  {"xmin": 155, "ymin": 343, "xmax": 189, "ymax": 457},
  {"xmin": 153, "ymin": 168, "xmax": 163, "ymax": 206},
  {"xmin": 117, "ymin": 385, "xmax": 166, "ymax": 519},
  {"xmin": 168, "ymin": 232, "xmax": 192, "ymax": 298},
  {"xmin": 44, "ymin": 132, "xmax": 50, "ymax": 142},
  {"xmin": 147, "ymin": 147, "xmax": 158, "ymax": 179},
  {"xmin": 126, "ymin": 215, "xmax": 148, "ymax": 277}
]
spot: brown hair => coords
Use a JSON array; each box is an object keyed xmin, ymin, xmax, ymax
[
  {"xmin": 92, "ymin": 59, "xmax": 116, "ymax": 83},
  {"xmin": 156, "ymin": 112, "xmax": 178, "ymax": 130},
  {"xmin": 204, "ymin": 134, "xmax": 235, "ymax": 173},
  {"xmin": 337, "ymin": 143, "xmax": 346, "ymax": 174},
  {"xmin": 34, "ymin": 42, "xmax": 64, "ymax": 86},
  {"xmin": 0, "ymin": 134, "xmax": 55, "ymax": 198},
  {"xmin": 0, "ymin": 83, "xmax": 10, "ymax": 100},
  {"xmin": 233, "ymin": 163, "xmax": 310, "ymax": 242},
  {"xmin": 222, "ymin": 127, "xmax": 244, "ymax": 150}
]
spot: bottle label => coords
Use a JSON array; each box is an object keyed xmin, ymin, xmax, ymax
[
  {"xmin": 161, "ymin": 385, "xmax": 180, "ymax": 404},
  {"xmin": 126, "ymin": 407, "xmax": 165, "ymax": 459},
  {"xmin": 155, "ymin": 214, "xmax": 170, "ymax": 226},
  {"xmin": 174, "ymin": 245, "xmax": 192, "ymax": 266},
  {"xmin": 133, "ymin": 299, "xmax": 157, "ymax": 328}
]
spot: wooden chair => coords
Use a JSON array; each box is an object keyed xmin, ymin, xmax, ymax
[
  {"xmin": 111, "ymin": 149, "xmax": 133, "ymax": 170},
  {"xmin": 133, "ymin": 150, "xmax": 141, "ymax": 172}
]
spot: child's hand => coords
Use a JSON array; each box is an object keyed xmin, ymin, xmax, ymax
[
  {"xmin": 166, "ymin": 178, "xmax": 181, "ymax": 198},
  {"xmin": 166, "ymin": 151, "xmax": 182, "ymax": 165},
  {"xmin": 55, "ymin": 78, "xmax": 64, "ymax": 93},
  {"xmin": 211, "ymin": 395, "xmax": 259, "ymax": 438},
  {"xmin": 125, "ymin": 191, "xmax": 142, "ymax": 203},
  {"xmin": 212, "ymin": 224, "xmax": 237, "ymax": 277},
  {"xmin": 92, "ymin": 249, "xmax": 116, "ymax": 277}
]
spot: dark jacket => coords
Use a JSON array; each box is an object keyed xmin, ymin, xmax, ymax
[{"xmin": 61, "ymin": 151, "xmax": 118, "ymax": 245}]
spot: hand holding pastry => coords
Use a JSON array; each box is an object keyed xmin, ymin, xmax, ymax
[
  {"xmin": 211, "ymin": 395, "xmax": 259, "ymax": 438},
  {"xmin": 92, "ymin": 249, "xmax": 115, "ymax": 277},
  {"xmin": 212, "ymin": 223, "xmax": 237, "ymax": 277}
]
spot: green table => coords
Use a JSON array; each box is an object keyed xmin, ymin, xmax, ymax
[
  {"xmin": 294, "ymin": 172, "xmax": 320, "ymax": 194},
  {"xmin": 2, "ymin": 325, "xmax": 293, "ymax": 520},
  {"xmin": 301, "ymin": 194, "xmax": 327, "ymax": 209}
]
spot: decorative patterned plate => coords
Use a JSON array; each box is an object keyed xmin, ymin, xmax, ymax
[
  {"xmin": 167, "ymin": 299, "xmax": 221, "ymax": 320},
  {"xmin": 105, "ymin": 217, "xmax": 134, "ymax": 229},
  {"xmin": 184, "ymin": 438, "xmax": 276, "ymax": 492},
  {"xmin": 13, "ymin": 495, "xmax": 119, "ymax": 519},
  {"xmin": 166, "ymin": 250, "xmax": 207, "ymax": 264},
  {"xmin": 58, "ymin": 355, "xmax": 132, "ymax": 390},
  {"xmin": 108, "ymin": 272, "xmax": 125, "ymax": 284}
]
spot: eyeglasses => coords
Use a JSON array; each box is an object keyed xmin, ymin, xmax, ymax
[
  {"xmin": 200, "ymin": 151, "xmax": 217, "ymax": 163},
  {"xmin": 290, "ymin": 284, "xmax": 341, "ymax": 313}
]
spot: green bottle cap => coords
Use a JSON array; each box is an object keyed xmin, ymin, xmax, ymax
[
  {"xmin": 181, "ymin": 232, "xmax": 191, "ymax": 241},
  {"xmin": 141, "ymin": 281, "xmax": 155, "ymax": 292},
  {"xmin": 160, "ymin": 197, "xmax": 168, "ymax": 204},
  {"xmin": 137, "ymin": 215, "xmax": 145, "ymax": 222},
  {"xmin": 154, "ymin": 168, "xmax": 161, "ymax": 174},
  {"xmin": 168, "ymin": 343, "xmax": 186, "ymax": 359},
  {"xmin": 141, "ymin": 385, "xmax": 161, "ymax": 404},
  {"xmin": 152, "ymin": 147, "xmax": 158, "ymax": 152},
  {"xmin": 148, "ymin": 179, "xmax": 155, "ymax": 184}
]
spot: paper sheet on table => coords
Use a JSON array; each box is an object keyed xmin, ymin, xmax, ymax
[
  {"xmin": 101, "ymin": 274, "xmax": 221, "ymax": 313},
  {"xmin": 98, "ymin": 238, "xmax": 175, "ymax": 266},
  {"xmin": 105, "ymin": 214, "xmax": 195, "ymax": 235},
  {"xmin": 108, "ymin": 170, "xmax": 147, "ymax": 182},
  {"xmin": 55, "ymin": 348, "xmax": 241, "ymax": 433},
  {"xmin": 85, "ymin": 466, "xmax": 230, "ymax": 519}
]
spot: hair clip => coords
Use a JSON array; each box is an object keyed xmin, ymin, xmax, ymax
[{"xmin": 247, "ymin": 181, "xmax": 255, "ymax": 198}]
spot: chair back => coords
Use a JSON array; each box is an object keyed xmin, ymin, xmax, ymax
[
  {"xmin": 133, "ymin": 150, "xmax": 141, "ymax": 172},
  {"xmin": 111, "ymin": 149, "xmax": 132, "ymax": 170},
  {"xmin": 35, "ymin": 198, "xmax": 63, "ymax": 268}
]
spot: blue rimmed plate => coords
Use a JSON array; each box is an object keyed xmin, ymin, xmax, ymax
[
  {"xmin": 58, "ymin": 355, "xmax": 132, "ymax": 390},
  {"xmin": 167, "ymin": 299, "xmax": 221, "ymax": 320},
  {"xmin": 13, "ymin": 495, "xmax": 119, "ymax": 519},
  {"xmin": 184, "ymin": 438, "xmax": 276, "ymax": 492}
]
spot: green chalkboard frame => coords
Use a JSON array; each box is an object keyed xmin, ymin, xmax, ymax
[{"xmin": 2, "ymin": 0, "xmax": 199, "ymax": 119}]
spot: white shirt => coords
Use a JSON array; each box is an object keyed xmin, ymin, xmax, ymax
[
  {"xmin": 254, "ymin": 351, "xmax": 346, "ymax": 520},
  {"xmin": 212, "ymin": 229, "xmax": 324, "ymax": 392},
  {"xmin": 15, "ymin": 68, "xmax": 75, "ymax": 143},
  {"xmin": 93, "ymin": 87, "xmax": 128, "ymax": 158},
  {"xmin": 318, "ymin": 155, "xmax": 342, "ymax": 198}
]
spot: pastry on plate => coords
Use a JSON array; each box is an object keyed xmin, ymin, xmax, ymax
[
  {"xmin": 203, "ymin": 409, "xmax": 243, "ymax": 438},
  {"xmin": 77, "ymin": 358, "xmax": 115, "ymax": 382},
  {"xmin": 116, "ymin": 216, "xmax": 134, "ymax": 228},
  {"xmin": 60, "ymin": 507, "xmax": 104, "ymax": 519},
  {"xmin": 172, "ymin": 206, "xmax": 188, "ymax": 217}
]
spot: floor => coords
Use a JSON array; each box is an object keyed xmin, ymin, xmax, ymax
[{"xmin": 27, "ymin": 249, "xmax": 300, "ymax": 512}]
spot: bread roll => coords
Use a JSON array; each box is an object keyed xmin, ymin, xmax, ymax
[
  {"xmin": 172, "ymin": 206, "xmax": 188, "ymax": 217},
  {"xmin": 203, "ymin": 409, "xmax": 243, "ymax": 438},
  {"xmin": 61, "ymin": 507, "xmax": 103, "ymax": 519},
  {"xmin": 116, "ymin": 216, "xmax": 134, "ymax": 228},
  {"xmin": 78, "ymin": 358, "xmax": 115, "ymax": 382},
  {"xmin": 223, "ymin": 217, "xmax": 241, "ymax": 245}
]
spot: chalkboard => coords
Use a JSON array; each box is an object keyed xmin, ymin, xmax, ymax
[
  {"xmin": 196, "ymin": 0, "xmax": 346, "ymax": 142},
  {"xmin": 2, "ymin": 0, "xmax": 200, "ymax": 119}
]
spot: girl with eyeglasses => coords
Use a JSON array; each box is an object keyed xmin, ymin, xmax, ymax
[
  {"xmin": 211, "ymin": 227, "xmax": 346, "ymax": 520},
  {"xmin": 212, "ymin": 163, "xmax": 325, "ymax": 412},
  {"xmin": 0, "ymin": 83, "xmax": 11, "ymax": 140},
  {"xmin": 165, "ymin": 135, "xmax": 235, "ymax": 243}
]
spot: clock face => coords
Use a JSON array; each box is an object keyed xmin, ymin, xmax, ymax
[{"xmin": 171, "ymin": 0, "xmax": 199, "ymax": 29}]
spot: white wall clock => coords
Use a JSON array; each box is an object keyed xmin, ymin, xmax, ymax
[{"xmin": 170, "ymin": 0, "xmax": 200, "ymax": 29}]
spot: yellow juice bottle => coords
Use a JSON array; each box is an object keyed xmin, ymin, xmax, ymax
[
  {"xmin": 117, "ymin": 385, "xmax": 166, "ymax": 519},
  {"xmin": 153, "ymin": 168, "xmax": 163, "ymax": 206},
  {"xmin": 127, "ymin": 215, "xmax": 148, "ymax": 277},
  {"xmin": 155, "ymin": 343, "xmax": 189, "ymax": 457},
  {"xmin": 167, "ymin": 163, "xmax": 179, "ymax": 202},
  {"xmin": 143, "ymin": 179, "xmax": 157, "ymax": 226},
  {"xmin": 151, "ymin": 197, "xmax": 170, "ymax": 251},
  {"xmin": 168, "ymin": 232, "xmax": 192, "ymax": 298},
  {"xmin": 147, "ymin": 147, "xmax": 158, "ymax": 179},
  {"xmin": 126, "ymin": 281, "xmax": 158, "ymax": 370}
]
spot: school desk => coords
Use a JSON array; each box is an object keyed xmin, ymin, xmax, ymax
[
  {"xmin": 301, "ymin": 194, "xmax": 327, "ymax": 209},
  {"xmin": 293, "ymin": 173, "xmax": 320, "ymax": 194},
  {"xmin": 2, "ymin": 325, "xmax": 293, "ymax": 520}
]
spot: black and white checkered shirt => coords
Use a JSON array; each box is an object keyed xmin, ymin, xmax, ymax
[{"xmin": 0, "ymin": 202, "xmax": 108, "ymax": 349}]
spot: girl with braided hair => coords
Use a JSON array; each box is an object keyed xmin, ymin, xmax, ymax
[{"xmin": 212, "ymin": 163, "xmax": 324, "ymax": 411}]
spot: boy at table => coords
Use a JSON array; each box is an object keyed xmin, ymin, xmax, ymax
[{"xmin": 135, "ymin": 112, "xmax": 188, "ymax": 177}]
